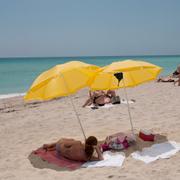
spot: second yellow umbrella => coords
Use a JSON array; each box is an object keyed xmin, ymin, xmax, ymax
[{"xmin": 90, "ymin": 60, "xmax": 162, "ymax": 90}]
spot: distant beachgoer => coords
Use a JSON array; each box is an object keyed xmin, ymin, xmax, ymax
[
  {"xmin": 82, "ymin": 90, "xmax": 117, "ymax": 107},
  {"xmin": 157, "ymin": 65, "xmax": 180, "ymax": 83},
  {"xmin": 173, "ymin": 65, "xmax": 180, "ymax": 77},
  {"xmin": 82, "ymin": 90, "xmax": 104, "ymax": 107},
  {"xmin": 43, "ymin": 136, "xmax": 103, "ymax": 162},
  {"xmin": 157, "ymin": 76, "xmax": 175, "ymax": 82}
]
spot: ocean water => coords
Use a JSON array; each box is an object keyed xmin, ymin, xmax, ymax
[{"xmin": 0, "ymin": 55, "xmax": 180, "ymax": 97}]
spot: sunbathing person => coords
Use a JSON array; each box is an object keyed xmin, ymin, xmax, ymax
[
  {"xmin": 157, "ymin": 65, "xmax": 180, "ymax": 83},
  {"xmin": 43, "ymin": 136, "xmax": 103, "ymax": 162},
  {"xmin": 82, "ymin": 90, "xmax": 104, "ymax": 107},
  {"xmin": 82, "ymin": 90, "xmax": 117, "ymax": 107},
  {"xmin": 157, "ymin": 76, "xmax": 175, "ymax": 82},
  {"xmin": 174, "ymin": 65, "xmax": 180, "ymax": 86}
]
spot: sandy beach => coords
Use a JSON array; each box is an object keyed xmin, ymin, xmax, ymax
[{"xmin": 0, "ymin": 82, "xmax": 180, "ymax": 180}]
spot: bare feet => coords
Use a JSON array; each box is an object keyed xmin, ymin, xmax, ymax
[{"xmin": 42, "ymin": 144, "xmax": 48, "ymax": 151}]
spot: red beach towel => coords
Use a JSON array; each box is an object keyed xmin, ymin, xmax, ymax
[{"xmin": 32, "ymin": 148, "xmax": 84, "ymax": 170}]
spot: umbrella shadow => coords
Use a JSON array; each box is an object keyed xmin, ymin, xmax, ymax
[
  {"xmin": 121, "ymin": 133, "xmax": 168, "ymax": 157},
  {"xmin": 28, "ymin": 153, "xmax": 72, "ymax": 172}
]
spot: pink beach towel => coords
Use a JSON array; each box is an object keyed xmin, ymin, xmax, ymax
[{"xmin": 32, "ymin": 148, "xmax": 84, "ymax": 170}]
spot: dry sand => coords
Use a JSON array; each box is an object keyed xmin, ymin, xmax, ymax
[{"xmin": 0, "ymin": 82, "xmax": 180, "ymax": 180}]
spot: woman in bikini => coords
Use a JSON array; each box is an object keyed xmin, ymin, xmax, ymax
[
  {"xmin": 157, "ymin": 65, "xmax": 180, "ymax": 83},
  {"xmin": 82, "ymin": 90, "xmax": 116, "ymax": 107},
  {"xmin": 43, "ymin": 136, "xmax": 103, "ymax": 162}
]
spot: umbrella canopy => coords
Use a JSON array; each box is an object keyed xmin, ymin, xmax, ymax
[
  {"xmin": 24, "ymin": 61, "xmax": 99, "ymax": 101},
  {"xmin": 90, "ymin": 60, "xmax": 162, "ymax": 90}
]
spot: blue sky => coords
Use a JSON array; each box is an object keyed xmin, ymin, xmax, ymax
[{"xmin": 0, "ymin": 0, "xmax": 180, "ymax": 57}]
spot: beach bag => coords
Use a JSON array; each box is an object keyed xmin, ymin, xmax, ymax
[
  {"xmin": 111, "ymin": 96, "xmax": 120, "ymax": 104},
  {"xmin": 102, "ymin": 134, "xmax": 129, "ymax": 151},
  {"xmin": 108, "ymin": 136, "xmax": 129, "ymax": 150}
]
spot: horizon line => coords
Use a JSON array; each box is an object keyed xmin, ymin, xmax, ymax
[{"xmin": 0, "ymin": 54, "xmax": 180, "ymax": 59}]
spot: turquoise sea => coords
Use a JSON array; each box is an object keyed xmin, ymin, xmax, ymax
[{"xmin": 0, "ymin": 55, "xmax": 180, "ymax": 97}]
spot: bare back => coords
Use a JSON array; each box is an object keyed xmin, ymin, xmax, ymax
[{"xmin": 57, "ymin": 138, "xmax": 87, "ymax": 161}]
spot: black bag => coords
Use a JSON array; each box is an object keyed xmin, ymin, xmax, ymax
[{"xmin": 111, "ymin": 96, "xmax": 120, "ymax": 104}]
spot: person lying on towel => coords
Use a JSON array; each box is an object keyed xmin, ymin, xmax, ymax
[
  {"xmin": 82, "ymin": 90, "xmax": 117, "ymax": 107},
  {"xmin": 43, "ymin": 136, "xmax": 103, "ymax": 162},
  {"xmin": 157, "ymin": 65, "xmax": 180, "ymax": 83}
]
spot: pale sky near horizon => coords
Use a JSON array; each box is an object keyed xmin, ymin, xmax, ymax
[{"xmin": 0, "ymin": 0, "xmax": 180, "ymax": 57}]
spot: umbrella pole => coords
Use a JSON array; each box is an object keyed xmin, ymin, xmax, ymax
[
  {"xmin": 69, "ymin": 96, "xmax": 86, "ymax": 140},
  {"xmin": 122, "ymin": 79, "xmax": 135, "ymax": 137},
  {"xmin": 60, "ymin": 73, "xmax": 86, "ymax": 140}
]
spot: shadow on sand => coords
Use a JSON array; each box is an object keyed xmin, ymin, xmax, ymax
[{"xmin": 28, "ymin": 153, "xmax": 71, "ymax": 172}]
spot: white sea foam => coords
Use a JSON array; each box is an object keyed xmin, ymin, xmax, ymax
[{"xmin": 0, "ymin": 93, "xmax": 26, "ymax": 100}]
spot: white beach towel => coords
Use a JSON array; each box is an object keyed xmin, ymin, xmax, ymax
[
  {"xmin": 86, "ymin": 99, "xmax": 135, "ymax": 109},
  {"xmin": 82, "ymin": 151, "xmax": 125, "ymax": 168},
  {"xmin": 131, "ymin": 141, "xmax": 180, "ymax": 163}
]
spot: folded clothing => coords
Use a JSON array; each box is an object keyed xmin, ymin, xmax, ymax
[{"xmin": 32, "ymin": 147, "xmax": 84, "ymax": 170}]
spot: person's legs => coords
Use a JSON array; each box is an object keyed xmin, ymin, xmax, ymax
[
  {"xmin": 82, "ymin": 91, "xmax": 95, "ymax": 107},
  {"xmin": 82, "ymin": 98, "xmax": 93, "ymax": 107},
  {"xmin": 43, "ymin": 143, "xmax": 56, "ymax": 151},
  {"xmin": 157, "ymin": 77, "xmax": 175, "ymax": 82}
]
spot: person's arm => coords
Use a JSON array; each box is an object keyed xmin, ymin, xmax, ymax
[
  {"xmin": 90, "ymin": 145, "xmax": 103, "ymax": 161},
  {"xmin": 100, "ymin": 90, "xmax": 106, "ymax": 95},
  {"xmin": 95, "ymin": 145, "xmax": 104, "ymax": 160}
]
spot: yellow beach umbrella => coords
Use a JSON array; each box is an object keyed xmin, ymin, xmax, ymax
[
  {"xmin": 24, "ymin": 61, "xmax": 99, "ymax": 139},
  {"xmin": 90, "ymin": 60, "xmax": 162, "ymax": 136},
  {"xmin": 25, "ymin": 61, "xmax": 99, "ymax": 101},
  {"xmin": 90, "ymin": 60, "xmax": 162, "ymax": 90}
]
